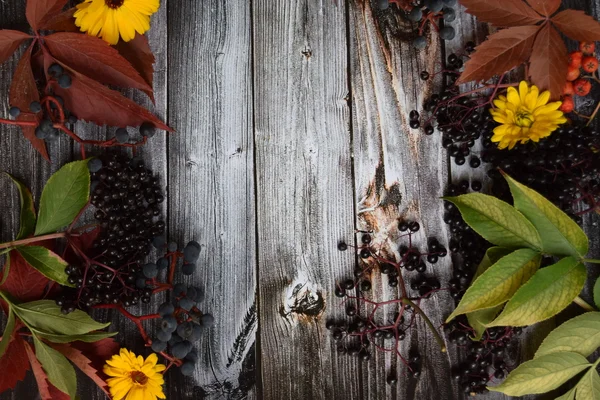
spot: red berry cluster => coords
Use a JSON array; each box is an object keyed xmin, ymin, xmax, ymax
[{"xmin": 561, "ymin": 42, "xmax": 598, "ymax": 113}]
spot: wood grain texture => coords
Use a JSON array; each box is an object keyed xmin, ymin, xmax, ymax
[{"xmin": 253, "ymin": 0, "xmax": 361, "ymax": 399}]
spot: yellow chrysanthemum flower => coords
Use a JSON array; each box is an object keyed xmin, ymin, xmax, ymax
[
  {"xmin": 489, "ymin": 81, "xmax": 568, "ymax": 150},
  {"xmin": 74, "ymin": 0, "xmax": 160, "ymax": 45},
  {"xmin": 104, "ymin": 348, "xmax": 166, "ymax": 400}
]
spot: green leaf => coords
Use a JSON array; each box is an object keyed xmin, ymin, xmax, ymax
[
  {"xmin": 503, "ymin": 173, "xmax": 589, "ymax": 258},
  {"xmin": 14, "ymin": 300, "xmax": 110, "ymax": 335},
  {"xmin": 535, "ymin": 312, "xmax": 600, "ymax": 358},
  {"xmin": 594, "ymin": 279, "xmax": 600, "ymax": 310},
  {"xmin": 488, "ymin": 257, "xmax": 587, "ymax": 327},
  {"xmin": 34, "ymin": 160, "xmax": 90, "ymax": 236},
  {"xmin": 5, "ymin": 173, "xmax": 36, "ymax": 240},
  {"xmin": 446, "ymin": 248, "xmax": 541, "ymax": 322},
  {"xmin": 0, "ymin": 310, "xmax": 15, "ymax": 359},
  {"xmin": 576, "ymin": 368, "xmax": 600, "ymax": 400},
  {"xmin": 488, "ymin": 352, "xmax": 591, "ymax": 396},
  {"xmin": 17, "ymin": 245, "xmax": 72, "ymax": 286},
  {"xmin": 473, "ymin": 247, "xmax": 512, "ymax": 279},
  {"xmin": 34, "ymin": 329, "xmax": 117, "ymax": 344},
  {"xmin": 444, "ymin": 193, "xmax": 543, "ymax": 250},
  {"xmin": 33, "ymin": 336, "xmax": 77, "ymax": 399},
  {"xmin": 556, "ymin": 386, "xmax": 577, "ymax": 400},
  {"xmin": 0, "ymin": 252, "xmax": 11, "ymax": 286}
]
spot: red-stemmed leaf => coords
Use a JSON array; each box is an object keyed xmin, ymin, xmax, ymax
[
  {"xmin": 0, "ymin": 30, "xmax": 32, "ymax": 65},
  {"xmin": 458, "ymin": 0, "xmax": 544, "ymax": 27},
  {"xmin": 458, "ymin": 25, "xmax": 541, "ymax": 84},
  {"xmin": 24, "ymin": 341, "xmax": 70, "ymax": 400},
  {"xmin": 26, "ymin": 0, "xmax": 69, "ymax": 31},
  {"xmin": 529, "ymin": 23, "xmax": 568, "ymax": 100},
  {"xmin": 45, "ymin": 33, "xmax": 154, "ymax": 101},
  {"xmin": 68, "ymin": 338, "xmax": 120, "ymax": 370},
  {"xmin": 0, "ymin": 250, "xmax": 50, "ymax": 302},
  {"xmin": 41, "ymin": 8, "xmax": 78, "ymax": 32},
  {"xmin": 115, "ymin": 34, "xmax": 155, "ymax": 89},
  {"xmin": 526, "ymin": 0, "xmax": 560, "ymax": 17},
  {"xmin": 551, "ymin": 9, "xmax": 600, "ymax": 42},
  {"xmin": 9, "ymin": 45, "xmax": 48, "ymax": 161},
  {"xmin": 0, "ymin": 335, "xmax": 31, "ymax": 392}
]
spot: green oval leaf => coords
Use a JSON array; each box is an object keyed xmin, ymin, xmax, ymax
[
  {"xmin": 488, "ymin": 257, "xmax": 587, "ymax": 327},
  {"xmin": 446, "ymin": 248, "xmax": 541, "ymax": 322},
  {"xmin": 556, "ymin": 386, "xmax": 577, "ymax": 400},
  {"xmin": 34, "ymin": 160, "xmax": 90, "ymax": 236},
  {"xmin": 0, "ymin": 310, "xmax": 16, "ymax": 359},
  {"xmin": 488, "ymin": 352, "xmax": 591, "ymax": 396},
  {"xmin": 16, "ymin": 245, "xmax": 72, "ymax": 286},
  {"xmin": 535, "ymin": 312, "xmax": 600, "ymax": 358},
  {"xmin": 503, "ymin": 173, "xmax": 589, "ymax": 258},
  {"xmin": 594, "ymin": 279, "xmax": 600, "ymax": 310},
  {"xmin": 5, "ymin": 173, "xmax": 36, "ymax": 240},
  {"xmin": 576, "ymin": 368, "xmax": 600, "ymax": 400},
  {"xmin": 444, "ymin": 193, "xmax": 542, "ymax": 250},
  {"xmin": 14, "ymin": 300, "xmax": 110, "ymax": 335},
  {"xmin": 34, "ymin": 337, "xmax": 77, "ymax": 399},
  {"xmin": 34, "ymin": 329, "xmax": 117, "ymax": 344}
]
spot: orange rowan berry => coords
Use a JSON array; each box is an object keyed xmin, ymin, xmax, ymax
[
  {"xmin": 582, "ymin": 56, "xmax": 599, "ymax": 73},
  {"xmin": 569, "ymin": 51, "xmax": 583, "ymax": 68},
  {"xmin": 580, "ymin": 41, "xmax": 596, "ymax": 55},
  {"xmin": 566, "ymin": 66, "xmax": 581, "ymax": 81},
  {"xmin": 560, "ymin": 96, "xmax": 574, "ymax": 113},
  {"xmin": 563, "ymin": 81, "xmax": 574, "ymax": 96},
  {"xmin": 573, "ymin": 79, "xmax": 592, "ymax": 96}
]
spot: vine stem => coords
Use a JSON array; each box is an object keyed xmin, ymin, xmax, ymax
[
  {"xmin": 574, "ymin": 296, "xmax": 596, "ymax": 312},
  {"xmin": 583, "ymin": 259, "xmax": 600, "ymax": 264},
  {"xmin": 401, "ymin": 298, "xmax": 447, "ymax": 353},
  {"xmin": 586, "ymin": 101, "xmax": 600, "ymax": 127},
  {"xmin": 0, "ymin": 232, "xmax": 68, "ymax": 250},
  {"xmin": 0, "ymin": 118, "xmax": 38, "ymax": 127}
]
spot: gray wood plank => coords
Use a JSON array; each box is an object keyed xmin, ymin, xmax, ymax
[
  {"xmin": 166, "ymin": 1, "xmax": 256, "ymax": 398},
  {"xmin": 253, "ymin": 0, "xmax": 361, "ymax": 398}
]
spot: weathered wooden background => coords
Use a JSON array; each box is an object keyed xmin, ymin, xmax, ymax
[{"xmin": 1, "ymin": 0, "xmax": 599, "ymax": 399}]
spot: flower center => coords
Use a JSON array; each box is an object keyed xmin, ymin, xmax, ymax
[
  {"xmin": 105, "ymin": 0, "xmax": 124, "ymax": 9},
  {"xmin": 515, "ymin": 110, "xmax": 534, "ymax": 128},
  {"xmin": 130, "ymin": 371, "xmax": 148, "ymax": 385}
]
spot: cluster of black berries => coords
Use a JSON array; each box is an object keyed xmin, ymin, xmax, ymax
[{"xmin": 152, "ymin": 282, "xmax": 214, "ymax": 376}]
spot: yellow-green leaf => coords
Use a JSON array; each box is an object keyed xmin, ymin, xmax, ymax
[
  {"xmin": 535, "ymin": 312, "xmax": 600, "ymax": 358},
  {"xmin": 5, "ymin": 173, "xmax": 36, "ymax": 240},
  {"xmin": 444, "ymin": 193, "xmax": 542, "ymax": 250},
  {"xmin": 34, "ymin": 337, "xmax": 77, "ymax": 399},
  {"xmin": 503, "ymin": 173, "xmax": 588, "ymax": 258},
  {"xmin": 576, "ymin": 368, "xmax": 600, "ymax": 400},
  {"xmin": 488, "ymin": 257, "xmax": 586, "ymax": 327},
  {"xmin": 446, "ymin": 248, "xmax": 541, "ymax": 322},
  {"xmin": 17, "ymin": 245, "xmax": 72, "ymax": 286},
  {"xmin": 0, "ymin": 310, "xmax": 15, "ymax": 359},
  {"xmin": 34, "ymin": 329, "xmax": 117, "ymax": 344},
  {"xmin": 594, "ymin": 279, "xmax": 600, "ymax": 310},
  {"xmin": 488, "ymin": 352, "xmax": 590, "ymax": 396},
  {"xmin": 556, "ymin": 386, "xmax": 577, "ymax": 400}
]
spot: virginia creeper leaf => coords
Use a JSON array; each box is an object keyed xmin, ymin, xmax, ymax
[
  {"xmin": 0, "ymin": 335, "xmax": 30, "ymax": 392},
  {"xmin": 41, "ymin": 7, "xmax": 78, "ymax": 32},
  {"xmin": 35, "ymin": 160, "xmax": 90, "ymax": 236},
  {"xmin": 488, "ymin": 352, "xmax": 590, "ymax": 396},
  {"xmin": 576, "ymin": 368, "xmax": 600, "ymax": 400},
  {"xmin": 0, "ymin": 310, "xmax": 16, "ymax": 359},
  {"xmin": 26, "ymin": 0, "xmax": 69, "ymax": 31},
  {"xmin": 526, "ymin": 0, "xmax": 560, "ymax": 17},
  {"xmin": 5, "ymin": 173, "xmax": 36, "ymax": 240},
  {"xmin": 33, "ymin": 337, "xmax": 77, "ymax": 399},
  {"xmin": 503, "ymin": 173, "xmax": 588, "ymax": 257},
  {"xmin": 24, "ymin": 341, "xmax": 70, "ymax": 400},
  {"xmin": 443, "ymin": 193, "xmax": 543, "ymax": 250},
  {"xmin": 595, "ymin": 279, "xmax": 600, "ymax": 310},
  {"xmin": 0, "ymin": 250, "xmax": 49, "ymax": 302},
  {"xmin": 0, "ymin": 30, "xmax": 31, "ymax": 64},
  {"xmin": 14, "ymin": 300, "xmax": 110, "ymax": 335},
  {"xmin": 473, "ymin": 247, "xmax": 512, "ymax": 279},
  {"xmin": 535, "ymin": 312, "xmax": 600, "ymax": 358},
  {"xmin": 488, "ymin": 257, "xmax": 586, "ymax": 327},
  {"xmin": 35, "ymin": 330, "xmax": 117, "ymax": 344},
  {"xmin": 17, "ymin": 245, "xmax": 71, "ymax": 286},
  {"xmin": 551, "ymin": 10, "xmax": 600, "ymax": 42},
  {"xmin": 114, "ymin": 33, "xmax": 155, "ymax": 88},
  {"xmin": 45, "ymin": 33, "xmax": 154, "ymax": 100},
  {"xmin": 446, "ymin": 249, "xmax": 541, "ymax": 322},
  {"xmin": 529, "ymin": 23, "xmax": 568, "ymax": 100},
  {"xmin": 458, "ymin": 0, "xmax": 544, "ymax": 26},
  {"xmin": 52, "ymin": 342, "xmax": 113, "ymax": 395}
]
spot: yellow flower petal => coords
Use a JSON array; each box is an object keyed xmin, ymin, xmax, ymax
[{"xmin": 104, "ymin": 349, "xmax": 166, "ymax": 400}]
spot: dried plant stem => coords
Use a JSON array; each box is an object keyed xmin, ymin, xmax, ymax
[
  {"xmin": 401, "ymin": 298, "xmax": 447, "ymax": 353},
  {"xmin": 0, "ymin": 232, "xmax": 69, "ymax": 250}
]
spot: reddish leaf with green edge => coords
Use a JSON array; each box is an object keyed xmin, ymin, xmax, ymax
[
  {"xmin": 551, "ymin": 9, "xmax": 600, "ymax": 42},
  {"xmin": 458, "ymin": 0, "xmax": 544, "ymax": 27},
  {"xmin": 526, "ymin": 0, "xmax": 560, "ymax": 17},
  {"xmin": 9, "ymin": 44, "xmax": 48, "ymax": 161},
  {"xmin": 26, "ymin": 0, "xmax": 68, "ymax": 31},
  {"xmin": 115, "ymin": 33, "xmax": 155, "ymax": 88},
  {"xmin": 0, "ymin": 30, "xmax": 31, "ymax": 64},
  {"xmin": 24, "ymin": 341, "xmax": 70, "ymax": 400},
  {"xmin": 51, "ymin": 342, "xmax": 113, "ymax": 395},
  {"xmin": 458, "ymin": 25, "xmax": 540, "ymax": 84},
  {"xmin": 40, "ymin": 7, "xmax": 78, "ymax": 32},
  {"xmin": 0, "ymin": 335, "xmax": 31, "ymax": 392},
  {"xmin": 45, "ymin": 33, "xmax": 154, "ymax": 100},
  {"xmin": 0, "ymin": 250, "xmax": 49, "ymax": 302},
  {"xmin": 529, "ymin": 23, "xmax": 568, "ymax": 100}
]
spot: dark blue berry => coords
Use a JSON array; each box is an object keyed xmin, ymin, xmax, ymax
[
  {"xmin": 158, "ymin": 302, "xmax": 174, "ymax": 317},
  {"xmin": 408, "ymin": 8, "xmax": 423, "ymax": 21},
  {"xmin": 151, "ymin": 340, "xmax": 167, "ymax": 352},
  {"xmin": 179, "ymin": 297, "xmax": 195, "ymax": 311},
  {"xmin": 48, "ymin": 63, "xmax": 64, "ymax": 77},
  {"xmin": 177, "ymin": 322, "xmax": 194, "ymax": 339},
  {"xmin": 157, "ymin": 257, "xmax": 169, "ymax": 270},
  {"xmin": 413, "ymin": 36, "xmax": 427, "ymax": 50},
  {"xmin": 168, "ymin": 333, "xmax": 183, "ymax": 346},
  {"xmin": 115, "ymin": 128, "xmax": 129, "ymax": 144},
  {"xmin": 182, "ymin": 263, "xmax": 196, "ymax": 276},
  {"xmin": 58, "ymin": 74, "xmax": 72, "ymax": 89},
  {"xmin": 143, "ymin": 263, "xmax": 158, "ymax": 279},
  {"xmin": 180, "ymin": 361, "xmax": 195, "ymax": 376},
  {"xmin": 88, "ymin": 158, "xmax": 103, "ymax": 173},
  {"xmin": 171, "ymin": 340, "xmax": 192, "ymax": 359},
  {"xmin": 156, "ymin": 330, "xmax": 172, "ymax": 342},
  {"xmin": 152, "ymin": 235, "xmax": 166, "ymax": 249},
  {"xmin": 9, "ymin": 107, "xmax": 20, "ymax": 118},
  {"xmin": 173, "ymin": 283, "xmax": 187, "ymax": 296},
  {"xmin": 200, "ymin": 314, "xmax": 214, "ymax": 328},
  {"xmin": 160, "ymin": 316, "xmax": 177, "ymax": 333},
  {"xmin": 440, "ymin": 26, "xmax": 456, "ymax": 40},
  {"xmin": 167, "ymin": 242, "xmax": 178, "ymax": 252},
  {"xmin": 140, "ymin": 122, "xmax": 156, "ymax": 138},
  {"xmin": 29, "ymin": 101, "xmax": 42, "ymax": 113}
]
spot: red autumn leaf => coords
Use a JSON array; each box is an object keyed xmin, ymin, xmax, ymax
[
  {"xmin": 458, "ymin": 0, "xmax": 544, "ymax": 27},
  {"xmin": 115, "ymin": 34, "xmax": 156, "ymax": 89},
  {"xmin": 458, "ymin": 25, "xmax": 540, "ymax": 84},
  {"xmin": 45, "ymin": 33, "xmax": 154, "ymax": 101},
  {"xmin": 0, "ymin": 250, "xmax": 50, "ymax": 302},
  {"xmin": 9, "ymin": 44, "xmax": 49, "ymax": 161},
  {"xmin": 69, "ymin": 338, "xmax": 120, "ymax": 370},
  {"xmin": 0, "ymin": 335, "xmax": 31, "ymax": 392},
  {"xmin": 24, "ymin": 341, "xmax": 70, "ymax": 400},
  {"xmin": 64, "ymin": 226, "xmax": 102, "ymax": 264},
  {"xmin": 0, "ymin": 30, "xmax": 32, "ymax": 65},
  {"xmin": 526, "ymin": 0, "xmax": 561, "ymax": 17},
  {"xmin": 41, "ymin": 7, "xmax": 79, "ymax": 32},
  {"xmin": 26, "ymin": 0, "xmax": 69, "ymax": 31},
  {"xmin": 551, "ymin": 9, "xmax": 600, "ymax": 42},
  {"xmin": 529, "ymin": 23, "xmax": 568, "ymax": 100}
]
